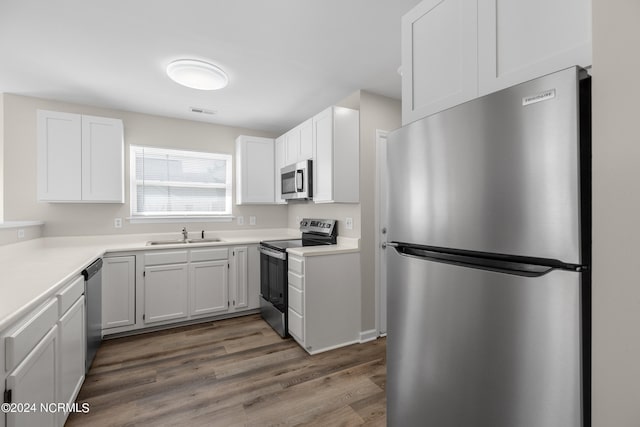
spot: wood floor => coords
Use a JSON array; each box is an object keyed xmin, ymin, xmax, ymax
[{"xmin": 66, "ymin": 315, "xmax": 387, "ymax": 426}]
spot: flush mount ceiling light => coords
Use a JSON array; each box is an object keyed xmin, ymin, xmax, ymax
[{"xmin": 166, "ymin": 59, "xmax": 229, "ymax": 90}]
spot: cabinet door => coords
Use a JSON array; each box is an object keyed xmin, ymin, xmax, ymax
[
  {"xmin": 401, "ymin": 0, "xmax": 478, "ymax": 124},
  {"xmin": 274, "ymin": 136, "xmax": 286, "ymax": 204},
  {"xmin": 284, "ymin": 127, "xmax": 300, "ymax": 166},
  {"xmin": 81, "ymin": 115, "xmax": 124, "ymax": 202},
  {"xmin": 6, "ymin": 326, "xmax": 58, "ymax": 427},
  {"xmin": 478, "ymin": 0, "xmax": 591, "ymax": 95},
  {"xmin": 58, "ymin": 296, "xmax": 85, "ymax": 425},
  {"xmin": 235, "ymin": 136, "xmax": 275, "ymax": 204},
  {"xmin": 312, "ymin": 107, "xmax": 334, "ymax": 203},
  {"xmin": 144, "ymin": 264, "xmax": 188, "ymax": 324},
  {"xmin": 102, "ymin": 256, "xmax": 136, "ymax": 329},
  {"xmin": 298, "ymin": 118, "xmax": 313, "ymax": 160},
  {"xmin": 246, "ymin": 245, "xmax": 261, "ymax": 310},
  {"xmin": 189, "ymin": 260, "xmax": 229, "ymax": 316},
  {"xmin": 230, "ymin": 247, "xmax": 248, "ymax": 310},
  {"xmin": 37, "ymin": 110, "xmax": 82, "ymax": 201}
]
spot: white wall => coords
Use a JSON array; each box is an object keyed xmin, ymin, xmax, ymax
[
  {"xmin": 359, "ymin": 91, "xmax": 401, "ymax": 332},
  {"xmin": 3, "ymin": 94, "xmax": 288, "ymax": 236},
  {"xmin": 592, "ymin": 0, "xmax": 640, "ymax": 425},
  {"xmin": 287, "ymin": 202, "xmax": 361, "ymax": 238}
]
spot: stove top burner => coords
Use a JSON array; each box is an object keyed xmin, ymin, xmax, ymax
[{"xmin": 260, "ymin": 218, "xmax": 338, "ymax": 252}]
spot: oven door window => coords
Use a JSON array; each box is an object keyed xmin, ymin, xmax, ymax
[
  {"xmin": 268, "ymin": 257, "xmax": 285, "ymax": 310},
  {"xmin": 281, "ymin": 171, "xmax": 296, "ymax": 195},
  {"xmin": 260, "ymin": 251, "xmax": 287, "ymax": 311}
]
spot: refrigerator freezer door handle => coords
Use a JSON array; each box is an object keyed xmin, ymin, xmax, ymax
[{"xmin": 391, "ymin": 243, "xmax": 558, "ymax": 277}]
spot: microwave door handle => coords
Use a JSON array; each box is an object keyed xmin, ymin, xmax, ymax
[{"xmin": 296, "ymin": 170, "xmax": 304, "ymax": 191}]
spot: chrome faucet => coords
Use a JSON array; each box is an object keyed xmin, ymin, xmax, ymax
[{"xmin": 181, "ymin": 227, "xmax": 188, "ymax": 241}]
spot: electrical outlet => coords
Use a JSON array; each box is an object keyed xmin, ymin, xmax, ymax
[
  {"xmin": 249, "ymin": 216, "xmax": 256, "ymax": 226},
  {"xmin": 237, "ymin": 216, "xmax": 244, "ymax": 225},
  {"xmin": 296, "ymin": 216, "xmax": 301, "ymax": 226},
  {"xmin": 114, "ymin": 218, "xmax": 122, "ymax": 228},
  {"xmin": 17, "ymin": 229, "xmax": 25, "ymax": 239},
  {"xmin": 345, "ymin": 217, "xmax": 354, "ymax": 230}
]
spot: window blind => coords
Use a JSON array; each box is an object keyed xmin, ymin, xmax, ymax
[{"xmin": 130, "ymin": 145, "xmax": 232, "ymax": 217}]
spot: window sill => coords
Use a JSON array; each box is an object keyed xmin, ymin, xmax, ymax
[{"xmin": 128, "ymin": 216, "xmax": 233, "ymax": 224}]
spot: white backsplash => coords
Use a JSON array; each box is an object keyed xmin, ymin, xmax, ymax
[{"xmin": 287, "ymin": 201, "xmax": 361, "ymax": 238}]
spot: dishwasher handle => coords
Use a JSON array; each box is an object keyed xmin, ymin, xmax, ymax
[{"xmin": 82, "ymin": 258, "xmax": 103, "ymax": 280}]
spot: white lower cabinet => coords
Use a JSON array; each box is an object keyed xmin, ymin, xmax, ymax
[
  {"xmin": 1, "ymin": 275, "xmax": 86, "ymax": 427},
  {"xmin": 144, "ymin": 263, "xmax": 189, "ymax": 324},
  {"xmin": 229, "ymin": 246, "xmax": 248, "ymax": 311},
  {"xmin": 287, "ymin": 253, "xmax": 361, "ymax": 354},
  {"xmin": 102, "ymin": 256, "xmax": 135, "ymax": 330},
  {"xmin": 140, "ymin": 246, "xmax": 257, "ymax": 327},
  {"xmin": 57, "ymin": 296, "xmax": 85, "ymax": 426},
  {"xmin": 2, "ymin": 276, "xmax": 86, "ymax": 427},
  {"xmin": 190, "ymin": 260, "xmax": 229, "ymax": 317},
  {"xmin": 5, "ymin": 326, "xmax": 58, "ymax": 427}
]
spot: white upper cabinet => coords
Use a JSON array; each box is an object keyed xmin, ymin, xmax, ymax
[
  {"xmin": 274, "ymin": 135, "xmax": 286, "ymax": 204},
  {"xmin": 312, "ymin": 106, "xmax": 359, "ymax": 203},
  {"xmin": 37, "ymin": 110, "xmax": 82, "ymax": 201},
  {"xmin": 37, "ymin": 109, "xmax": 124, "ymax": 203},
  {"xmin": 284, "ymin": 118, "xmax": 313, "ymax": 165},
  {"xmin": 81, "ymin": 115, "xmax": 125, "ymax": 202},
  {"xmin": 477, "ymin": 0, "xmax": 592, "ymax": 95},
  {"xmin": 401, "ymin": 0, "xmax": 478, "ymax": 125},
  {"xmin": 235, "ymin": 135, "xmax": 275, "ymax": 204},
  {"xmin": 402, "ymin": 0, "xmax": 592, "ymax": 124}
]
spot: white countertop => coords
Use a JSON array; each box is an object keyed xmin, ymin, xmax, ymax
[
  {"xmin": 0, "ymin": 229, "xmax": 359, "ymax": 331},
  {"xmin": 286, "ymin": 237, "xmax": 360, "ymax": 257}
]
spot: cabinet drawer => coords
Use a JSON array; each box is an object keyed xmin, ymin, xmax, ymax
[
  {"xmin": 288, "ymin": 272, "xmax": 304, "ymax": 291},
  {"xmin": 57, "ymin": 275, "xmax": 84, "ymax": 316},
  {"xmin": 5, "ymin": 298, "xmax": 58, "ymax": 371},
  {"xmin": 289, "ymin": 256, "xmax": 304, "ymax": 275},
  {"xmin": 288, "ymin": 308, "xmax": 304, "ymax": 341},
  {"xmin": 145, "ymin": 250, "xmax": 188, "ymax": 266},
  {"xmin": 190, "ymin": 248, "xmax": 228, "ymax": 262},
  {"xmin": 288, "ymin": 285, "xmax": 303, "ymax": 315}
]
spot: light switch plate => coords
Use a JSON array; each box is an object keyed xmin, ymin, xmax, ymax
[
  {"xmin": 237, "ymin": 216, "xmax": 244, "ymax": 225},
  {"xmin": 249, "ymin": 216, "xmax": 256, "ymax": 226},
  {"xmin": 345, "ymin": 217, "xmax": 353, "ymax": 230}
]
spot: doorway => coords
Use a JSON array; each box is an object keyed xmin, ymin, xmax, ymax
[{"xmin": 375, "ymin": 129, "xmax": 388, "ymax": 336}]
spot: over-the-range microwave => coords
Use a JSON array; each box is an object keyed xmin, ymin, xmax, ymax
[{"xmin": 281, "ymin": 160, "xmax": 312, "ymax": 200}]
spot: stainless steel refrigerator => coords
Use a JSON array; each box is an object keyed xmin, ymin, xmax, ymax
[{"xmin": 386, "ymin": 66, "xmax": 591, "ymax": 427}]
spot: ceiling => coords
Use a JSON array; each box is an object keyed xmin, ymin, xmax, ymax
[{"xmin": 0, "ymin": 0, "xmax": 421, "ymax": 134}]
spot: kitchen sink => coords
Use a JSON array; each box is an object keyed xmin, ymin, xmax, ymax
[
  {"xmin": 146, "ymin": 240, "xmax": 188, "ymax": 245},
  {"xmin": 187, "ymin": 238, "xmax": 222, "ymax": 243},
  {"xmin": 146, "ymin": 238, "xmax": 223, "ymax": 246}
]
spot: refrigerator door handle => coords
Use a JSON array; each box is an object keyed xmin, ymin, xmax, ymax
[{"xmin": 390, "ymin": 242, "xmax": 568, "ymax": 277}]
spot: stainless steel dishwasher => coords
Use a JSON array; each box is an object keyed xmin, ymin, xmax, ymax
[{"xmin": 82, "ymin": 258, "xmax": 102, "ymax": 372}]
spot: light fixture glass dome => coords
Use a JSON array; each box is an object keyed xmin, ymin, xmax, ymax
[{"xmin": 166, "ymin": 59, "xmax": 229, "ymax": 90}]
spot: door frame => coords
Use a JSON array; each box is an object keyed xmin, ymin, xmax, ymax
[{"xmin": 374, "ymin": 129, "xmax": 388, "ymax": 336}]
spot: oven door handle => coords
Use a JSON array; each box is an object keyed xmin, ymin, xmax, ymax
[{"xmin": 258, "ymin": 245, "xmax": 287, "ymax": 260}]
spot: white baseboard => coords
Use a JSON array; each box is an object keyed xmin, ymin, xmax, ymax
[{"xmin": 360, "ymin": 329, "xmax": 378, "ymax": 343}]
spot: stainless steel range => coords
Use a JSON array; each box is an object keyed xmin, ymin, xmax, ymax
[{"xmin": 258, "ymin": 219, "xmax": 337, "ymax": 337}]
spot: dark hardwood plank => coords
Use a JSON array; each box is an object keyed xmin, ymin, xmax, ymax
[{"xmin": 66, "ymin": 314, "xmax": 387, "ymax": 426}]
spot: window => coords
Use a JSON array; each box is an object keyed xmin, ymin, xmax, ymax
[{"xmin": 130, "ymin": 145, "xmax": 232, "ymax": 218}]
